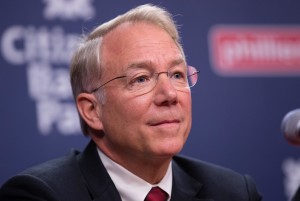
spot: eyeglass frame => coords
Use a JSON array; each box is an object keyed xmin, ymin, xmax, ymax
[{"xmin": 87, "ymin": 65, "xmax": 200, "ymax": 94}]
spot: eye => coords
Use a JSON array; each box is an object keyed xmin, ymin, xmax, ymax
[
  {"xmin": 129, "ymin": 73, "xmax": 151, "ymax": 86},
  {"xmin": 173, "ymin": 72, "xmax": 183, "ymax": 79},
  {"xmin": 171, "ymin": 70, "xmax": 186, "ymax": 80}
]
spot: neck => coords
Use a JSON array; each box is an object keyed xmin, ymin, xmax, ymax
[
  {"xmin": 95, "ymin": 139, "xmax": 172, "ymax": 184},
  {"xmin": 123, "ymin": 156, "xmax": 171, "ymax": 184}
]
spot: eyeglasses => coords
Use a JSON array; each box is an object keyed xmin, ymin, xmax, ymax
[{"xmin": 89, "ymin": 65, "xmax": 199, "ymax": 95}]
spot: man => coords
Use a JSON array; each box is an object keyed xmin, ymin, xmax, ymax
[{"xmin": 0, "ymin": 4, "xmax": 262, "ymax": 201}]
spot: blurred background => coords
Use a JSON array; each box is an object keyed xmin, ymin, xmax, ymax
[{"xmin": 1, "ymin": 1, "xmax": 300, "ymax": 200}]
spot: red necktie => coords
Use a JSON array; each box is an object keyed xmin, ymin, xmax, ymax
[{"xmin": 144, "ymin": 187, "xmax": 168, "ymax": 201}]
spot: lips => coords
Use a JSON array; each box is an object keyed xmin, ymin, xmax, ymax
[{"xmin": 149, "ymin": 119, "xmax": 180, "ymax": 126}]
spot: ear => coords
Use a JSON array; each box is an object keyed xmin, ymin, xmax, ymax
[{"xmin": 76, "ymin": 93, "xmax": 103, "ymax": 131}]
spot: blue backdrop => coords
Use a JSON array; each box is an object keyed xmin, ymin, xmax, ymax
[{"xmin": 1, "ymin": 1, "xmax": 300, "ymax": 201}]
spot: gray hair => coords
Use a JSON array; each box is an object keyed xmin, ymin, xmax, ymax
[{"xmin": 70, "ymin": 4, "xmax": 184, "ymax": 135}]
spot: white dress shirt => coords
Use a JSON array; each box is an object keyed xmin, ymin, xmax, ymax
[{"xmin": 98, "ymin": 148, "xmax": 172, "ymax": 201}]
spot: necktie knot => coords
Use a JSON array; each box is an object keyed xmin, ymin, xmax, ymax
[{"xmin": 144, "ymin": 187, "xmax": 168, "ymax": 201}]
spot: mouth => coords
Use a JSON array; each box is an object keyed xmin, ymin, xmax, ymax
[{"xmin": 149, "ymin": 119, "xmax": 180, "ymax": 127}]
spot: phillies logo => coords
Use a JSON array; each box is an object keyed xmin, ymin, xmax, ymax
[{"xmin": 209, "ymin": 25, "xmax": 300, "ymax": 76}]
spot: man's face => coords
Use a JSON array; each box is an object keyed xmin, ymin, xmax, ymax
[{"xmin": 96, "ymin": 22, "xmax": 192, "ymax": 163}]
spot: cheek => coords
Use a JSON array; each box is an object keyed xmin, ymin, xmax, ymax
[
  {"xmin": 182, "ymin": 92, "xmax": 192, "ymax": 112},
  {"xmin": 188, "ymin": 98, "xmax": 192, "ymax": 117},
  {"xmin": 104, "ymin": 91, "xmax": 150, "ymax": 123},
  {"xmin": 182, "ymin": 93, "xmax": 192, "ymax": 129}
]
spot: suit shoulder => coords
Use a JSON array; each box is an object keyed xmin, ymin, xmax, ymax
[
  {"xmin": 173, "ymin": 155, "xmax": 262, "ymax": 200},
  {"xmin": 0, "ymin": 149, "xmax": 90, "ymax": 201},
  {"xmin": 173, "ymin": 155, "xmax": 242, "ymax": 179},
  {"xmin": 21, "ymin": 149, "xmax": 80, "ymax": 180}
]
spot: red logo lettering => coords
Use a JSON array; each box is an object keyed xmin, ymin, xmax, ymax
[{"xmin": 209, "ymin": 26, "xmax": 300, "ymax": 76}]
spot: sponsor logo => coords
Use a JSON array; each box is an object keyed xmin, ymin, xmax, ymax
[
  {"xmin": 0, "ymin": 1, "xmax": 95, "ymax": 135},
  {"xmin": 43, "ymin": 0, "xmax": 95, "ymax": 20},
  {"xmin": 209, "ymin": 25, "xmax": 300, "ymax": 76}
]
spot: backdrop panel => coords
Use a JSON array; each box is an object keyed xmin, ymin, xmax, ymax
[{"xmin": 1, "ymin": 1, "xmax": 300, "ymax": 201}]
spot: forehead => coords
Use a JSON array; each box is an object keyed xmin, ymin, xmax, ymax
[{"xmin": 101, "ymin": 22, "xmax": 183, "ymax": 72}]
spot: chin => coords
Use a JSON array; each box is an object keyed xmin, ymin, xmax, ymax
[{"xmin": 154, "ymin": 142, "xmax": 184, "ymax": 157}]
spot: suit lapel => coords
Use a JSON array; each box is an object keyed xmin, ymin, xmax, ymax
[
  {"xmin": 76, "ymin": 140, "xmax": 214, "ymax": 201},
  {"xmin": 171, "ymin": 159, "xmax": 213, "ymax": 201},
  {"xmin": 76, "ymin": 140, "xmax": 122, "ymax": 201}
]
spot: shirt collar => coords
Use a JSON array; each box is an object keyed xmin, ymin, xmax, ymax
[{"xmin": 97, "ymin": 148, "xmax": 172, "ymax": 201}]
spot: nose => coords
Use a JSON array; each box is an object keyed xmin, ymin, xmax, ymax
[{"xmin": 153, "ymin": 74, "xmax": 178, "ymax": 106}]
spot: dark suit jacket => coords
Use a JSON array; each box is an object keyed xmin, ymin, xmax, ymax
[{"xmin": 0, "ymin": 140, "xmax": 262, "ymax": 201}]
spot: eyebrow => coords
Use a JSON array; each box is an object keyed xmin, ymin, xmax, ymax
[
  {"xmin": 125, "ymin": 58, "xmax": 186, "ymax": 71},
  {"xmin": 170, "ymin": 58, "xmax": 186, "ymax": 67}
]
